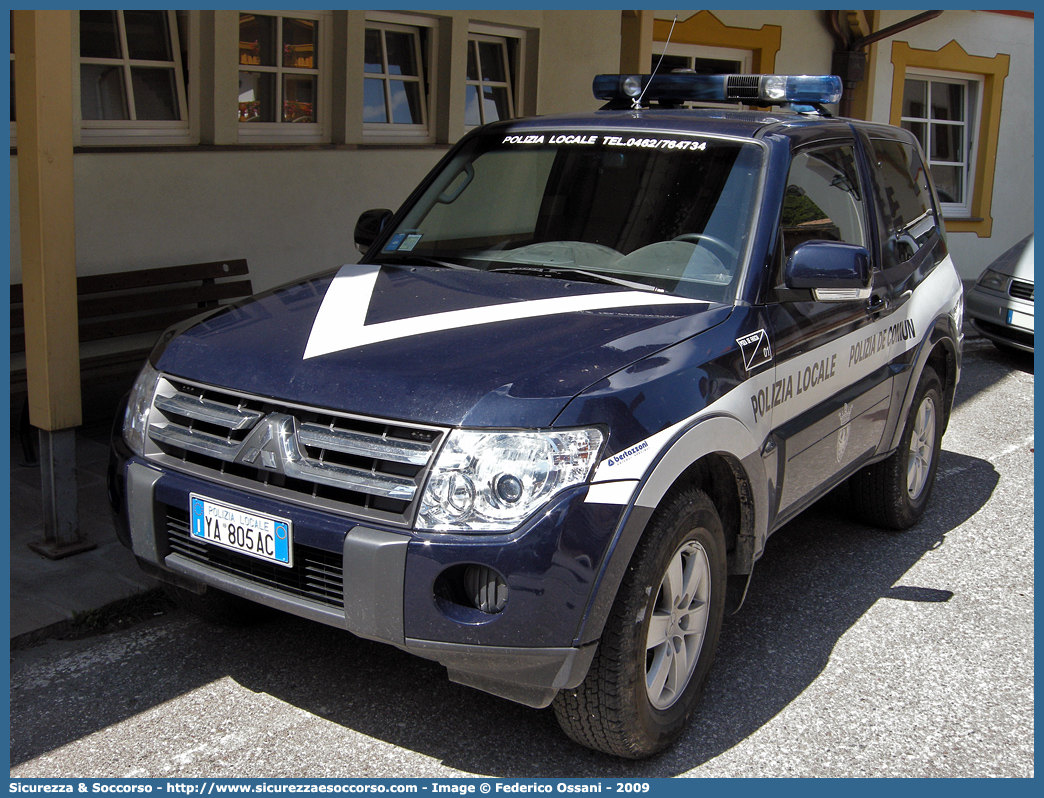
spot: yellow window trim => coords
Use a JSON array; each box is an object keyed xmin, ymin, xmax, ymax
[
  {"xmin": 652, "ymin": 11, "xmax": 781, "ymax": 73},
  {"xmin": 890, "ymin": 40, "xmax": 1009, "ymax": 238}
]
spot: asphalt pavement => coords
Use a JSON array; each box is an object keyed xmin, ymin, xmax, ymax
[{"xmin": 8, "ymin": 335, "xmax": 1034, "ymax": 778}]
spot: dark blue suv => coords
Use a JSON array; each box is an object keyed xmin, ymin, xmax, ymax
[{"xmin": 109, "ymin": 73, "xmax": 964, "ymax": 758}]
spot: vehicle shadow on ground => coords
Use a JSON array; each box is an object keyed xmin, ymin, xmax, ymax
[
  {"xmin": 10, "ymin": 449, "xmax": 997, "ymax": 777},
  {"xmin": 986, "ymin": 345, "xmax": 1033, "ymax": 376},
  {"xmin": 952, "ymin": 339, "xmax": 1033, "ymax": 412}
]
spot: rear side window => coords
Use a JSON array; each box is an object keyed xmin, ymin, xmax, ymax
[
  {"xmin": 869, "ymin": 139, "xmax": 937, "ymax": 268},
  {"xmin": 781, "ymin": 144, "xmax": 866, "ymax": 258}
]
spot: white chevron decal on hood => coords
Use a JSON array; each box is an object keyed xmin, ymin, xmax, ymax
[{"xmin": 303, "ymin": 264, "xmax": 699, "ymax": 360}]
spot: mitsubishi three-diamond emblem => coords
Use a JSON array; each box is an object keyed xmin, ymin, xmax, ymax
[{"xmin": 237, "ymin": 414, "xmax": 299, "ymax": 472}]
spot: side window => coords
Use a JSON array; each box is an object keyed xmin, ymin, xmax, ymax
[
  {"xmin": 869, "ymin": 139, "xmax": 937, "ymax": 268},
  {"xmin": 781, "ymin": 144, "xmax": 867, "ymax": 258}
]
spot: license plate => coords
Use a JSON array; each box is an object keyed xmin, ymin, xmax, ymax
[
  {"xmin": 1007, "ymin": 309, "xmax": 1034, "ymax": 331},
  {"xmin": 189, "ymin": 494, "xmax": 293, "ymax": 567}
]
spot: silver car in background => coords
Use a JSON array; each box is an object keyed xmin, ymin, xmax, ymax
[{"xmin": 966, "ymin": 234, "xmax": 1034, "ymax": 353}]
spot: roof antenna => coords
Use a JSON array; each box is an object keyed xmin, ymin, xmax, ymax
[{"xmin": 634, "ymin": 15, "xmax": 677, "ymax": 110}]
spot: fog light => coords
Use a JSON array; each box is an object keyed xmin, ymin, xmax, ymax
[{"xmin": 464, "ymin": 565, "xmax": 508, "ymax": 614}]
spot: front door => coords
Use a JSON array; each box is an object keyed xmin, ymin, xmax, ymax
[{"xmin": 765, "ymin": 142, "xmax": 893, "ymax": 518}]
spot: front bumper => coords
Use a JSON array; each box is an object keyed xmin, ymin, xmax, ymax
[
  {"xmin": 109, "ymin": 438, "xmax": 631, "ymax": 707},
  {"xmin": 966, "ymin": 285, "xmax": 1034, "ymax": 352}
]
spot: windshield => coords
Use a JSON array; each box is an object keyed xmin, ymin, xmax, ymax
[{"xmin": 375, "ymin": 130, "xmax": 764, "ymax": 301}]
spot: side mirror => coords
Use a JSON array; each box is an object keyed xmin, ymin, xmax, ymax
[
  {"xmin": 785, "ymin": 240, "xmax": 871, "ymax": 301},
  {"xmin": 354, "ymin": 209, "xmax": 393, "ymax": 255}
]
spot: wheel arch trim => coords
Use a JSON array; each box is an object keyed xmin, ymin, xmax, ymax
[
  {"xmin": 632, "ymin": 413, "xmax": 764, "ymax": 512},
  {"xmin": 577, "ymin": 413, "xmax": 767, "ymax": 646},
  {"xmin": 886, "ymin": 315, "xmax": 960, "ymax": 452}
]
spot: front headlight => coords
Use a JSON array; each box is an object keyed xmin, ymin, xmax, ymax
[
  {"xmin": 124, "ymin": 360, "xmax": 162, "ymax": 457},
  {"xmin": 976, "ymin": 269, "xmax": 1010, "ymax": 293},
  {"xmin": 417, "ymin": 428, "xmax": 604, "ymax": 532}
]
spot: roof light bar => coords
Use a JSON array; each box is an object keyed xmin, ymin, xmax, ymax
[{"xmin": 593, "ymin": 73, "xmax": 843, "ymax": 108}]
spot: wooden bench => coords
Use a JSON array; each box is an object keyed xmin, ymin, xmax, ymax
[{"xmin": 11, "ymin": 258, "xmax": 252, "ymax": 460}]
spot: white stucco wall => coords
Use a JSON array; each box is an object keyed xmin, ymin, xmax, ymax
[
  {"xmin": 865, "ymin": 10, "xmax": 1034, "ymax": 279},
  {"xmin": 10, "ymin": 147, "xmax": 447, "ymax": 292},
  {"xmin": 711, "ymin": 9, "xmax": 836, "ymax": 75},
  {"xmin": 535, "ymin": 11, "xmax": 622, "ymax": 116}
]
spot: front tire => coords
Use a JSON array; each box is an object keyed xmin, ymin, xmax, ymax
[
  {"xmin": 849, "ymin": 366, "xmax": 944, "ymax": 530},
  {"xmin": 553, "ymin": 487, "xmax": 727, "ymax": 758}
]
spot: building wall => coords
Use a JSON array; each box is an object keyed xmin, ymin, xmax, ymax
[
  {"xmin": 10, "ymin": 147, "xmax": 447, "ymax": 288},
  {"xmin": 10, "ymin": 10, "xmax": 1031, "ymax": 288},
  {"xmin": 866, "ymin": 9, "xmax": 1033, "ymax": 279},
  {"xmin": 9, "ymin": 9, "xmax": 621, "ymax": 292},
  {"xmin": 710, "ymin": 9, "xmax": 835, "ymax": 75},
  {"xmin": 535, "ymin": 11, "xmax": 621, "ymax": 116}
]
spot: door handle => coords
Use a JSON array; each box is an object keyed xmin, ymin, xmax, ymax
[{"xmin": 867, "ymin": 294, "xmax": 887, "ymax": 316}]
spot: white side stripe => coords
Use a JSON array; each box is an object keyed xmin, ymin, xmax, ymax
[
  {"xmin": 303, "ymin": 264, "xmax": 698, "ymax": 360},
  {"xmin": 585, "ymin": 481, "xmax": 639, "ymax": 505},
  {"xmin": 591, "ymin": 256, "xmax": 962, "ymax": 483}
]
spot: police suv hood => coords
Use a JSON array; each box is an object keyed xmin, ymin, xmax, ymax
[{"xmin": 155, "ymin": 263, "xmax": 731, "ymax": 428}]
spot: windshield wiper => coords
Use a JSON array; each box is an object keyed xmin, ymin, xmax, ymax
[
  {"xmin": 487, "ymin": 264, "xmax": 663, "ymax": 293},
  {"xmin": 377, "ymin": 254, "xmax": 475, "ymax": 270}
]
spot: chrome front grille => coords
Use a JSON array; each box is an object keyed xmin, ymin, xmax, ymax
[
  {"xmin": 1009, "ymin": 279, "xmax": 1034, "ymax": 302},
  {"xmin": 146, "ymin": 376, "xmax": 445, "ymax": 525}
]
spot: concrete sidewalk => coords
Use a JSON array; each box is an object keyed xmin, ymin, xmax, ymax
[{"xmin": 9, "ymin": 430, "xmax": 156, "ymax": 645}]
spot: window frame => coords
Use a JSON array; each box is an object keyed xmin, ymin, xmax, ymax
[
  {"xmin": 889, "ymin": 40, "xmax": 1009, "ymax": 238},
  {"xmin": 362, "ymin": 13, "xmax": 436, "ymax": 144},
  {"xmin": 651, "ymin": 11, "xmax": 781, "ymax": 75},
  {"xmin": 237, "ymin": 9, "xmax": 330, "ymax": 144},
  {"xmin": 899, "ymin": 68, "xmax": 982, "ymax": 220},
  {"xmin": 651, "ymin": 42, "xmax": 752, "ymax": 76},
  {"xmin": 77, "ymin": 10, "xmax": 191, "ymax": 145},
  {"xmin": 464, "ymin": 32, "xmax": 517, "ymax": 129}
]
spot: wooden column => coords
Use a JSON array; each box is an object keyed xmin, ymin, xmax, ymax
[
  {"xmin": 620, "ymin": 10, "xmax": 654, "ymax": 73},
  {"xmin": 14, "ymin": 10, "xmax": 93, "ymax": 557}
]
